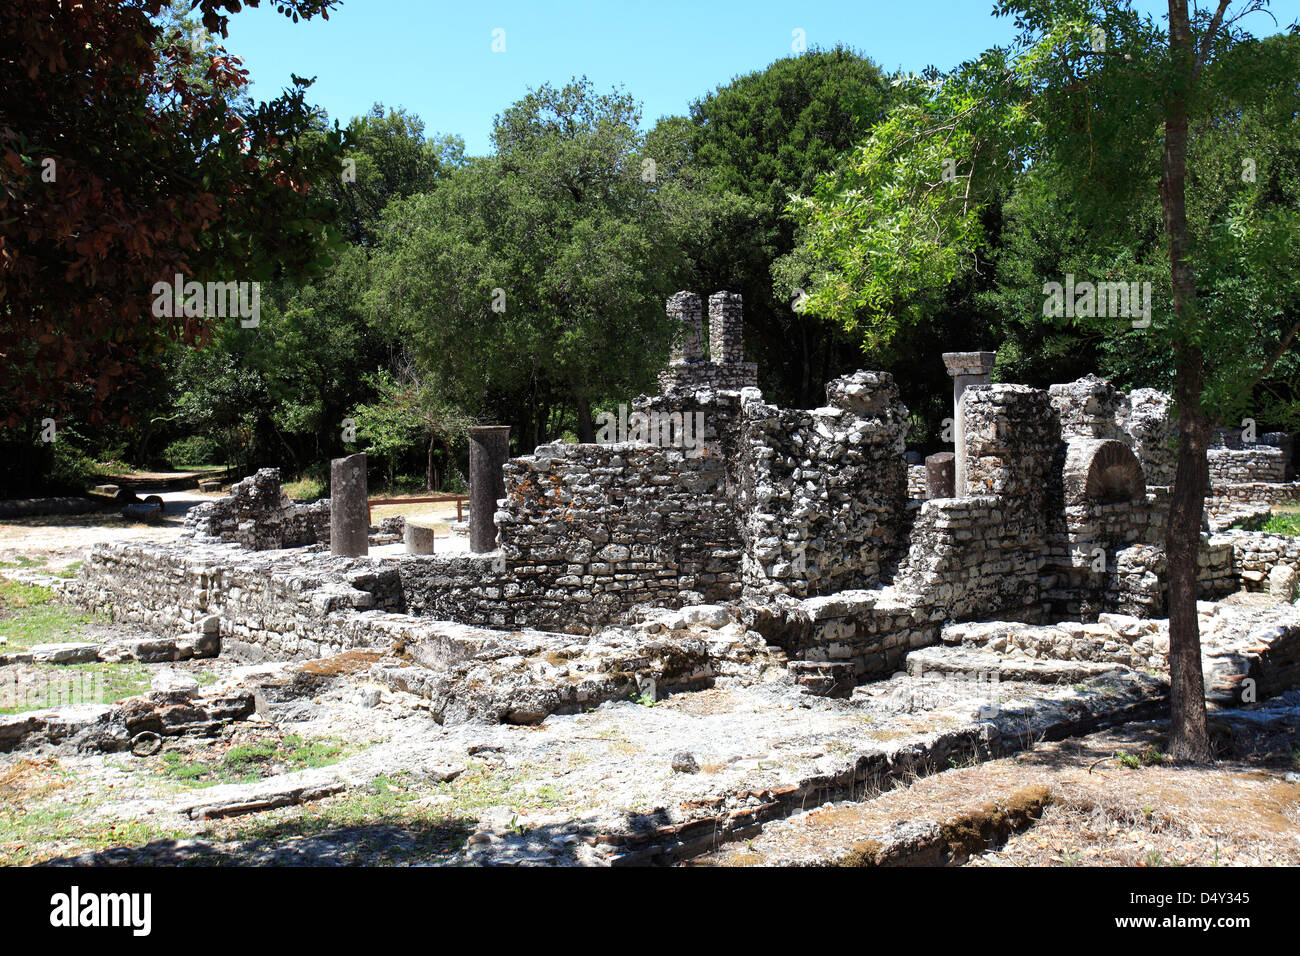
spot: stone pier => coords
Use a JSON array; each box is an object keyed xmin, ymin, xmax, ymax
[
  {"xmin": 329, "ymin": 452, "xmax": 369, "ymax": 557},
  {"xmin": 926, "ymin": 452, "xmax": 955, "ymax": 499},
  {"xmin": 942, "ymin": 351, "xmax": 996, "ymax": 496},
  {"xmin": 708, "ymin": 291, "xmax": 745, "ymax": 364},
  {"xmin": 469, "ymin": 425, "xmax": 511, "ymax": 554},
  {"xmin": 667, "ymin": 292, "xmax": 704, "ymax": 364}
]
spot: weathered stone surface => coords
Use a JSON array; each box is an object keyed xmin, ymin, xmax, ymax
[
  {"xmin": 177, "ymin": 770, "xmax": 345, "ymax": 820},
  {"xmin": 29, "ymin": 642, "xmax": 99, "ymax": 664},
  {"xmin": 330, "ymin": 453, "xmax": 369, "ymax": 557},
  {"xmin": 469, "ymin": 425, "xmax": 510, "ymax": 554},
  {"xmin": 404, "ymin": 521, "xmax": 437, "ymax": 555}
]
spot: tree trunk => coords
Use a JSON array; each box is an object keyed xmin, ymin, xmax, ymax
[
  {"xmin": 575, "ymin": 394, "xmax": 596, "ymax": 444},
  {"xmin": 426, "ymin": 432, "xmax": 436, "ymax": 492},
  {"xmin": 1160, "ymin": 0, "xmax": 1212, "ymax": 764}
]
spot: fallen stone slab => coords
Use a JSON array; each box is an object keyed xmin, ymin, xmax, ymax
[
  {"xmin": 0, "ymin": 704, "xmax": 125, "ymax": 753},
  {"xmin": 96, "ymin": 631, "xmax": 219, "ymax": 663},
  {"xmin": 175, "ymin": 769, "xmax": 345, "ymax": 820},
  {"xmin": 906, "ymin": 645, "xmax": 1124, "ymax": 685},
  {"xmin": 28, "ymin": 642, "xmax": 100, "ymax": 664}
]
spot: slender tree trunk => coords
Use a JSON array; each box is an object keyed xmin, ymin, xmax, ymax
[
  {"xmin": 1161, "ymin": 0, "xmax": 1212, "ymax": 764},
  {"xmin": 426, "ymin": 432, "xmax": 436, "ymax": 492},
  {"xmin": 575, "ymin": 394, "xmax": 596, "ymax": 444}
]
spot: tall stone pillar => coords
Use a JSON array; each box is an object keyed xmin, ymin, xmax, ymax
[
  {"xmin": 667, "ymin": 292, "xmax": 703, "ymax": 364},
  {"xmin": 941, "ymin": 351, "xmax": 996, "ymax": 497},
  {"xmin": 707, "ymin": 291, "xmax": 744, "ymax": 364},
  {"xmin": 469, "ymin": 425, "xmax": 511, "ymax": 554},
  {"xmin": 330, "ymin": 452, "xmax": 369, "ymax": 557}
]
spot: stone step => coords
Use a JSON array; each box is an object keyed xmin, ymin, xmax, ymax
[{"xmin": 906, "ymin": 645, "xmax": 1125, "ymax": 685}]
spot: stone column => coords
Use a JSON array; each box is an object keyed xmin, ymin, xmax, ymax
[
  {"xmin": 707, "ymin": 291, "xmax": 744, "ymax": 364},
  {"xmin": 329, "ymin": 452, "xmax": 369, "ymax": 557},
  {"xmin": 667, "ymin": 292, "xmax": 703, "ymax": 364},
  {"xmin": 469, "ymin": 425, "xmax": 511, "ymax": 554},
  {"xmin": 941, "ymin": 351, "xmax": 996, "ymax": 497},
  {"xmin": 925, "ymin": 452, "xmax": 955, "ymax": 499}
]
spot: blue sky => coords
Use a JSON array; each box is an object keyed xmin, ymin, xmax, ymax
[{"xmin": 223, "ymin": 0, "xmax": 1299, "ymax": 155}]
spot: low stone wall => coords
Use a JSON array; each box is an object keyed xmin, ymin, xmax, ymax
[
  {"xmin": 1208, "ymin": 447, "xmax": 1287, "ymax": 484},
  {"xmin": 494, "ymin": 439, "xmax": 742, "ymax": 633},
  {"xmin": 65, "ymin": 540, "xmax": 404, "ymax": 661},
  {"xmin": 183, "ymin": 468, "xmax": 329, "ymax": 550},
  {"xmin": 1219, "ymin": 531, "xmax": 1300, "ymax": 590},
  {"xmin": 1208, "ymin": 481, "xmax": 1300, "ymax": 507}
]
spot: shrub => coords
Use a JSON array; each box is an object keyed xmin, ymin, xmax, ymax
[{"xmin": 163, "ymin": 436, "xmax": 217, "ymax": 468}]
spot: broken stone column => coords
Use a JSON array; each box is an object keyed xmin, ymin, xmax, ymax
[
  {"xmin": 404, "ymin": 521, "xmax": 437, "ymax": 555},
  {"xmin": 941, "ymin": 351, "xmax": 996, "ymax": 496},
  {"xmin": 925, "ymin": 452, "xmax": 955, "ymax": 499},
  {"xmin": 469, "ymin": 425, "xmax": 511, "ymax": 554},
  {"xmin": 708, "ymin": 291, "xmax": 745, "ymax": 364},
  {"xmin": 329, "ymin": 452, "xmax": 369, "ymax": 557},
  {"xmin": 667, "ymin": 292, "xmax": 704, "ymax": 364}
]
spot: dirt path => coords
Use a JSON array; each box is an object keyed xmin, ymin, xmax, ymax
[{"xmin": 0, "ymin": 491, "xmax": 213, "ymax": 569}]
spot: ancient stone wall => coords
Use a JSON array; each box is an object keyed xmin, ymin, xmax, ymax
[
  {"xmin": 737, "ymin": 371, "xmax": 908, "ymax": 600},
  {"xmin": 1207, "ymin": 446, "xmax": 1287, "ymax": 484},
  {"xmin": 491, "ymin": 439, "xmax": 742, "ymax": 633},
  {"xmin": 182, "ymin": 468, "xmax": 329, "ymax": 550},
  {"xmin": 67, "ymin": 540, "xmax": 404, "ymax": 661},
  {"xmin": 907, "ymin": 464, "xmax": 927, "ymax": 499}
]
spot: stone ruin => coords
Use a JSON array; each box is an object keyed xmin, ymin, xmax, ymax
[{"xmin": 58, "ymin": 290, "xmax": 1300, "ymax": 719}]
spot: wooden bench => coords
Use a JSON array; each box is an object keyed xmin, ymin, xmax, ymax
[{"xmin": 366, "ymin": 494, "xmax": 468, "ymax": 524}]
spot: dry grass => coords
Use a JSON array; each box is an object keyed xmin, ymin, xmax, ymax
[{"xmin": 701, "ymin": 721, "xmax": 1300, "ymax": 867}]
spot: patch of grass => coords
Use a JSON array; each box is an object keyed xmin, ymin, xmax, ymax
[
  {"xmin": 1262, "ymin": 511, "xmax": 1300, "ymax": 536},
  {"xmin": 1115, "ymin": 747, "xmax": 1168, "ymax": 769},
  {"xmin": 283, "ymin": 475, "xmax": 326, "ymax": 502},
  {"xmin": 158, "ymin": 734, "xmax": 348, "ymax": 787},
  {"xmin": 0, "ymin": 556, "xmax": 47, "ymax": 570},
  {"xmin": 53, "ymin": 561, "xmax": 83, "ymax": 579},
  {"xmin": 0, "ymin": 662, "xmax": 153, "ymax": 715},
  {"xmin": 0, "ymin": 761, "xmax": 190, "ymax": 865},
  {"xmin": 0, "ymin": 579, "xmax": 103, "ymax": 651}
]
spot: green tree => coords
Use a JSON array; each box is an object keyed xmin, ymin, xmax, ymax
[
  {"xmin": 368, "ymin": 78, "xmax": 684, "ymax": 448},
  {"xmin": 791, "ymin": 1, "xmax": 1300, "ymax": 762},
  {"xmin": 667, "ymin": 47, "xmax": 899, "ymax": 406}
]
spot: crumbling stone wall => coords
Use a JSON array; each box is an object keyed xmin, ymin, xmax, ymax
[
  {"xmin": 888, "ymin": 386, "xmax": 1061, "ymax": 622},
  {"xmin": 183, "ymin": 468, "xmax": 329, "ymax": 550},
  {"xmin": 1207, "ymin": 446, "xmax": 1287, "ymax": 484},
  {"xmin": 657, "ymin": 290, "xmax": 758, "ymax": 395},
  {"xmin": 1051, "ymin": 376, "xmax": 1178, "ymax": 486},
  {"xmin": 491, "ymin": 440, "xmax": 742, "ymax": 633},
  {"xmin": 68, "ymin": 540, "xmax": 403, "ymax": 661},
  {"xmin": 737, "ymin": 371, "xmax": 908, "ymax": 600}
]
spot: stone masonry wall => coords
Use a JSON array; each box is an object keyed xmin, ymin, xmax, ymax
[
  {"xmin": 67, "ymin": 540, "xmax": 404, "ymax": 661},
  {"xmin": 737, "ymin": 371, "xmax": 908, "ymax": 600},
  {"xmin": 1207, "ymin": 446, "xmax": 1287, "ymax": 484},
  {"xmin": 183, "ymin": 468, "xmax": 330, "ymax": 550},
  {"xmin": 491, "ymin": 439, "xmax": 742, "ymax": 633}
]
